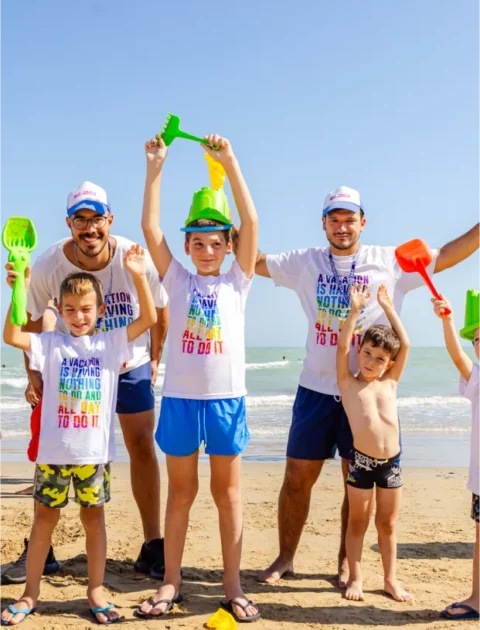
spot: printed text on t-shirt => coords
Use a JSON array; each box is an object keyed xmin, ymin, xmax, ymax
[
  {"xmin": 57, "ymin": 357, "xmax": 102, "ymax": 429},
  {"xmin": 182, "ymin": 288, "xmax": 224, "ymax": 355}
]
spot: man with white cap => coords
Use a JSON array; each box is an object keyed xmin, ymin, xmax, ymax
[
  {"xmin": 255, "ymin": 186, "xmax": 479, "ymax": 587},
  {"xmin": 2, "ymin": 181, "xmax": 169, "ymax": 584}
]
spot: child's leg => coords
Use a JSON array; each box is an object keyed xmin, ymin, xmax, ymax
[
  {"xmin": 345, "ymin": 486, "xmax": 373, "ymax": 601},
  {"xmin": 440, "ymin": 494, "xmax": 480, "ymax": 617},
  {"xmin": 80, "ymin": 505, "xmax": 119, "ymax": 623},
  {"xmin": 210, "ymin": 454, "xmax": 258, "ymax": 620},
  {"xmin": 138, "ymin": 451, "xmax": 199, "ymax": 617},
  {"xmin": 0, "ymin": 503, "xmax": 59, "ymax": 625},
  {"xmin": 375, "ymin": 486, "xmax": 412, "ymax": 602}
]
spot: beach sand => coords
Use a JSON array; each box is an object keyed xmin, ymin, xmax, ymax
[{"xmin": 0, "ymin": 461, "xmax": 476, "ymax": 628}]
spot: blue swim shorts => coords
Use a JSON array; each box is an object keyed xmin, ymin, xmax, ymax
[
  {"xmin": 116, "ymin": 361, "xmax": 155, "ymax": 415},
  {"xmin": 286, "ymin": 386, "xmax": 353, "ymax": 460},
  {"xmin": 156, "ymin": 396, "xmax": 250, "ymax": 457}
]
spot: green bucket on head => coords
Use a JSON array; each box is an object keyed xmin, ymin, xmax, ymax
[
  {"xmin": 181, "ymin": 187, "xmax": 232, "ymax": 231},
  {"xmin": 459, "ymin": 289, "xmax": 480, "ymax": 341}
]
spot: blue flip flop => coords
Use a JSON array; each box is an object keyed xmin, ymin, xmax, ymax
[
  {"xmin": 1, "ymin": 605, "xmax": 36, "ymax": 625},
  {"xmin": 441, "ymin": 602, "xmax": 479, "ymax": 620},
  {"xmin": 90, "ymin": 604, "xmax": 122, "ymax": 625}
]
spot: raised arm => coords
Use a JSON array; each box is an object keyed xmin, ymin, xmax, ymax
[
  {"xmin": 3, "ymin": 267, "xmax": 32, "ymax": 352},
  {"xmin": 432, "ymin": 297, "xmax": 473, "ymax": 381},
  {"xmin": 203, "ymin": 136, "xmax": 258, "ymax": 278},
  {"xmin": 434, "ymin": 223, "xmax": 479, "ymax": 273},
  {"xmin": 337, "ymin": 284, "xmax": 371, "ymax": 386},
  {"xmin": 124, "ymin": 245, "xmax": 157, "ymax": 343},
  {"xmin": 377, "ymin": 285, "xmax": 410, "ymax": 381},
  {"xmin": 141, "ymin": 138, "xmax": 173, "ymax": 279}
]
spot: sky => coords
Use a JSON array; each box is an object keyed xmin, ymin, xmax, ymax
[{"xmin": 1, "ymin": 0, "xmax": 479, "ymax": 347}]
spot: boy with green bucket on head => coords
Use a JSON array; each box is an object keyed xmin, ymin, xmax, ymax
[
  {"xmin": 433, "ymin": 290, "xmax": 479, "ymax": 621},
  {"xmin": 137, "ymin": 134, "xmax": 260, "ymax": 622}
]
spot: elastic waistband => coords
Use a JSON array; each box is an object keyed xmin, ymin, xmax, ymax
[{"xmin": 352, "ymin": 447, "xmax": 400, "ymax": 465}]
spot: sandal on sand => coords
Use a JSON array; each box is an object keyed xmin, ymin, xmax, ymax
[
  {"xmin": 134, "ymin": 594, "xmax": 183, "ymax": 619},
  {"xmin": 440, "ymin": 603, "xmax": 479, "ymax": 620},
  {"xmin": 220, "ymin": 599, "xmax": 261, "ymax": 623},
  {"xmin": 1, "ymin": 605, "xmax": 36, "ymax": 626},
  {"xmin": 90, "ymin": 604, "xmax": 122, "ymax": 625}
]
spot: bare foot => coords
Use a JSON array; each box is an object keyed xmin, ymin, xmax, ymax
[
  {"xmin": 337, "ymin": 555, "xmax": 349, "ymax": 589},
  {"xmin": 257, "ymin": 556, "xmax": 293, "ymax": 584},
  {"xmin": 88, "ymin": 588, "xmax": 121, "ymax": 624},
  {"xmin": 384, "ymin": 579, "xmax": 413, "ymax": 603},
  {"xmin": 442, "ymin": 596, "xmax": 479, "ymax": 618},
  {"xmin": 224, "ymin": 585, "xmax": 259, "ymax": 620},
  {"xmin": 1, "ymin": 596, "xmax": 36, "ymax": 625},
  {"xmin": 137, "ymin": 583, "xmax": 179, "ymax": 617},
  {"xmin": 345, "ymin": 580, "xmax": 364, "ymax": 601}
]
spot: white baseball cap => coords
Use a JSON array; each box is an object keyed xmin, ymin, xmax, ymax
[
  {"xmin": 66, "ymin": 181, "xmax": 111, "ymax": 217},
  {"xmin": 322, "ymin": 186, "xmax": 364, "ymax": 217}
]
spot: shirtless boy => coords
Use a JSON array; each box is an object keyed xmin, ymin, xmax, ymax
[{"xmin": 336, "ymin": 283, "xmax": 412, "ymax": 603}]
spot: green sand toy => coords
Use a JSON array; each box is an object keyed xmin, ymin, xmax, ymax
[
  {"xmin": 460, "ymin": 289, "xmax": 480, "ymax": 341},
  {"xmin": 157, "ymin": 113, "xmax": 219, "ymax": 149},
  {"xmin": 2, "ymin": 217, "xmax": 37, "ymax": 326},
  {"xmin": 181, "ymin": 187, "xmax": 233, "ymax": 232}
]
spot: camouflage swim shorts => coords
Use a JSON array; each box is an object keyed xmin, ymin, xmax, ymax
[
  {"xmin": 472, "ymin": 493, "xmax": 479, "ymax": 523},
  {"xmin": 33, "ymin": 463, "xmax": 111, "ymax": 508}
]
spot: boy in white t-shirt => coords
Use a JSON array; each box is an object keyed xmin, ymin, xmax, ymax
[
  {"xmin": 1, "ymin": 245, "xmax": 156, "ymax": 626},
  {"xmin": 433, "ymin": 294, "xmax": 479, "ymax": 621},
  {"xmin": 136, "ymin": 134, "xmax": 260, "ymax": 621}
]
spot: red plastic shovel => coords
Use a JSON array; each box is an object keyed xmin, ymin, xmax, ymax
[{"xmin": 395, "ymin": 239, "xmax": 451, "ymax": 315}]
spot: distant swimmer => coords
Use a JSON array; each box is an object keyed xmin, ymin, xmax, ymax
[{"xmin": 282, "ymin": 356, "xmax": 286, "ymax": 361}]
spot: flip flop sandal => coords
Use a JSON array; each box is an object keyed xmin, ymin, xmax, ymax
[
  {"xmin": 134, "ymin": 594, "xmax": 183, "ymax": 619},
  {"xmin": 1, "ymin": 605, "xmax": 36, "ymax": 626},
  {"xmin": 440, "ymin": 603, "xmax": 480, "ymax": 620},
  {"xmin": 220, "ymin": 599, "xmax": 261, "ymax": 623},
  {"xmin": 90, "ymin": 604, "xmax": 122, "ymax": 625}
]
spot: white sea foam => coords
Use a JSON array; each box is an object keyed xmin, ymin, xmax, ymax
[
  {"xmin": 397, "ymin": 396, "xmax": 469, "ymax": 408},
  {"xmin": 0, "ymin": 399, "xmax": 30, "ymax": 411},
  {"xmin": 0, "ymin": 377, "xmax": 28, "ymax": 389},
  {"xmin": 246, "ymin": 361, "xmax": 289, "ymax": 370}
]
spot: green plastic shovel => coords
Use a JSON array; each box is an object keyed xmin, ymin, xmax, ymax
[{"xmin": 2, "ymin": 217, "xmax": 37, "ymax": 326}]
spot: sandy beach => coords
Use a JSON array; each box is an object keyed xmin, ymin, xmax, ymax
[{"xmin": 0, "ymin": 460, "xmax": 476, "ymax": 629}]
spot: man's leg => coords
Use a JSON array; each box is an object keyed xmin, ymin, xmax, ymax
[
  {"xmin": 258, "ymin": 457, "xmax": 324, "ymax": 584},
  {"xmin": 118, "ymin": 408, "xmax": 161, "ymax": 542}
]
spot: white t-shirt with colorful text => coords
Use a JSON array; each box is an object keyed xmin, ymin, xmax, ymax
[
  {"xmin": 27, "ymin": 328, "xmax": 133, "ymax": 465},
  {"xmin": 267, "ymin": 244, "xmax": 437, "ymax": 396},
  {"xmin": 161, "ymin": 258, "xmax": 252, "ymax": 399},
  {"xmin": 460, "ymin": 363, "xmax": 479, "ymax": 495},
  {"xmin": 26, "ymin": 236, "xmax": 168, "ymax": 375}
]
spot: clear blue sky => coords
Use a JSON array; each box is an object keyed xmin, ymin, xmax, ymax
[{"xmin": 2, "ymin": 0, "xmax": 478, "ymax": 346}]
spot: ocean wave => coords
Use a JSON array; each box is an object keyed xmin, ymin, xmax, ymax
[
  {"xmin": 397, "ymin": 396, "xmax": 469, "ymax": 408},
  {"xmin": 246, "ymin": 395, "xmax": 295, "ymax": 407},
  {"xmin": 246, "ymin": 361, "xmax": 288, "ymax": 370},
  {"xmin": 0, "ymin": 377, "xmax": 28, "ymax": 389},
  {"xmin": 0, "ymin": 398, "xmax": 30, "ymax": 411}
]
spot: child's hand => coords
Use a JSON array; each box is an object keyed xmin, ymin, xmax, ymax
[
  {"xmin": 202, "ymin": 134, "xmax": 235, "ymax": 166},
  {"xmin": 124, "ymin": 244, "xmax": 147, "ymax": 278},
  {"xmin": 5, "ymin": 263, "xmax": 30, "ymax": 290},
  {"xmin": 432, "ymin": 296, "xmax": 453, "ymax": 319},
  {"xmin": 145, "ymin": 137, "xmax": 167, "ymax": 173},
  {"xmin": 349, "ymin": 283, "xmax": 371, "ymax": 312},
  {"xmin": 377, "ymin": 284, "xmax": 394, "ymax": 312}
]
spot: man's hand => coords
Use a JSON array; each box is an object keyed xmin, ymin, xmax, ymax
[
  {"xmin": 349, "ymin": 283, "xmax": 371, "ymax": 312},
  {"xmin": 145, "ymin": 136, "xmax": 167, "ymax": 174},
  {"xmin": 25, "ymin": 371, "xmax": 43, "ymax": 406},
  {"xmin": 202, "ymin": 134, "xmax": 235, "ymax": 168},
  {"xmin": 124, "ymin": 244, "xmax": 147, "ymax": 278},
  {"xmin": 432, "ymin": 296, "xmax": 453, "ymax": 320},
  {"xmin": 377, "ymin": 284, "xmax": 394, "ymax": 312}
]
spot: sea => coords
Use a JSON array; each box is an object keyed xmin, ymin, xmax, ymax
[{"xmin": 0, "ymin": 346, "xmax": 473, "ymax": 467}]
